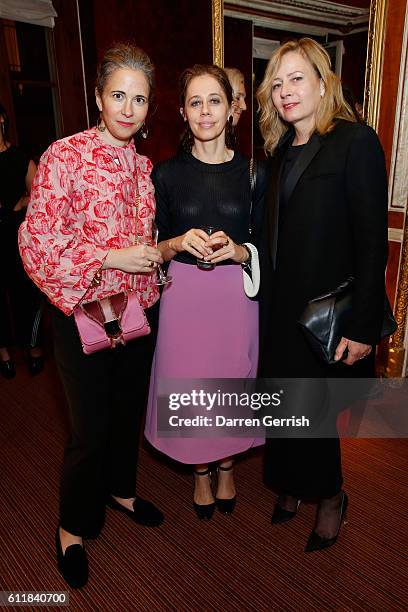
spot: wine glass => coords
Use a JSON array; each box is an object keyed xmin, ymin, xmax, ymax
[
  {"xmin": 151, "ymin": 221, "xmax": 172, "ymax": 285},
  {"xmin": 197, "ymin": 226, "xmax": 220, "ymax": 270}
]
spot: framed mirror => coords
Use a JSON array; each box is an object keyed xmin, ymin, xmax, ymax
[{"xmin": 212, "ymin": 0, "xmax": 388, "ymax": 156}]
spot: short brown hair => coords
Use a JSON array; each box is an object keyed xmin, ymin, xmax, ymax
[
  {"xmin": 179, "ymin": 64, "xmax": 235, "ymax": 152},
  {"xmin": 257, "ymin": 37, "xmax": 356, "ymax": 153},
  {"xmin": 96, "ymin": 42, "xmax": 155, "ymax": 100}
]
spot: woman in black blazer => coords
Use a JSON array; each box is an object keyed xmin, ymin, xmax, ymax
[{"xmin": 257, "ymin": 38, "xmax": 388, "ymax": 552}]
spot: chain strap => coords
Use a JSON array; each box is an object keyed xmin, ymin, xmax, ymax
[{"xmin": 249, "ymin": 157, "xmax": 257, "ymax": 236}]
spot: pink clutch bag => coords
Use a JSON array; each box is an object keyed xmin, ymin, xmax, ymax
[{"xmin": 73, "ymin": 291, "xmax": 150, "ymax": 355}]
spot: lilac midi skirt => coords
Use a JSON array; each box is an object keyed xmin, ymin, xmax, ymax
[{"xmin": 144, "ymin": 260, "xmax": 264, "ymax": 464}]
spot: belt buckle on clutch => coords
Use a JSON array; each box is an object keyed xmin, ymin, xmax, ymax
[{"xmin": 103, "ymin": 318, "xmax": 122, "ymax": 339}]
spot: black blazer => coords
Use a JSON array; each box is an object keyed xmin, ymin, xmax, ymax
[{"xmin": 259, "ymin": 119, "xmax": 388, "ymax": 376}]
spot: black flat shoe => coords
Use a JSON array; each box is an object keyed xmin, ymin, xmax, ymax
[
  {"xmin": 0, "ymin": 359, "xmax": 15, "ymax": 379},
  {"xmin": 215, "ymin": 464, "xmax": 236, "ymax": 515},
  {"xmin": 305, "ymin": 491, "xmax": 349, "ymax": 553},
  {"xmin": 193, "ymin": 468, "xmax": 215, "ymax": 520},
  {"xmin": 29, "ymin": 355, "xmax": 44, "ymax": 375},
  {"xmin": 55, "ymin": 526, "xmax": 88, "ymax": 589},
  {"xmin": 107, "ymin": 496, "xmax": 164, "ymax": 527},
  {"xmin": 271, "ymin": 498, "xmax": 301, "ymax": 524}
]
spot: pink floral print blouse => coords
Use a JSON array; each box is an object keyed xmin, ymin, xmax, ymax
[{"xmin": 19, "ymin": 128, "xmax": 159, "ymax": 316}]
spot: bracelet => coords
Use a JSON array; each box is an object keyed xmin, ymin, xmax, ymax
[{"xmin": 241, "ymin": 244, "xmax": 252, "ymax": 267}]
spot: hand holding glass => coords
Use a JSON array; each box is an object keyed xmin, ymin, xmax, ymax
[
  {"xmin": 151, "ymin": 221, "xmax": 172, "ymax": 285},
  {"xmin": 139, "ymin": 221, "xmax": 172, "ymax": 285},
  {"xmin": 197, "ymin": 226, "xmax": 222, "ymax": 270}
]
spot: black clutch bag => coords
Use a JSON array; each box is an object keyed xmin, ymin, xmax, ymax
[{"xmin": 298, "ymin": 276, "xmax": 398, "ymax": 364}]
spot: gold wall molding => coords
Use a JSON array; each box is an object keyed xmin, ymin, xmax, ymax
[
  {"xmin": 364, "ymin": 0, "xmax": 388, "ymax": 129},
  {"xmin": 385, "ymin": 1, "xmax": 408, "ymax": 377},
  {"xmin": 212, "ymin": 0, "xmax": 224, "ymax": 67},
  {"xmin": 386, "ymin": 214, "xmax": 408, "ymax": 376}
]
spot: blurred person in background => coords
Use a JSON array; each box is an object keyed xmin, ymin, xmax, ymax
[
  {"xmin": 225, "ymin": 67, "xmax": 247, "ymax": 127},
  {"xmin": 0, "ymin": 102, "xmax": 44, "ymax": 379}
]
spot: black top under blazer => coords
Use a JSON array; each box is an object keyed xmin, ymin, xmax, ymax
[{"xmin": 258, "ymin": 119, "xmax": 389, "ymax": 378}]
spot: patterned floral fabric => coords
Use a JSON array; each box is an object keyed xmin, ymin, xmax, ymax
[{"xmin": 18, "ymin": 128, "xmax": 159, "ymax": 315}]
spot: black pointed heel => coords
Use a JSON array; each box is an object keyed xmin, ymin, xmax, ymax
[
  {"xmin": 193, "ymin": 468, "xmax": 215, "ymax": 520},
  {"xmin": 305, "ymin": 491, "xmax": 349, "ymax": 553},
  {"xmin": 55, "ymin": 526, "xmax": 88, "ymax": 589},
  {"xmin": 271, "ymin": 498, "xmax": 301, "ymax": 524},
  {"xmin": 215, "ymin": 464, "xmax": 237, "ymax": 515}
]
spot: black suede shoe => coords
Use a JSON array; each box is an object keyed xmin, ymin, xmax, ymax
[
  {"xmin": 55, "ymin": 527, "xmax": 88, "ymax": 589},
  {"xmin": 0, "ymin": 359, "xmax": 16, "ymax": 379},
  {"xmin": 29, "ymin": 355, "xmax": 44, "ymax": 375},
  {"xmin": 107, "ymin": 496, "xmax": 164, "ymax": 527}
]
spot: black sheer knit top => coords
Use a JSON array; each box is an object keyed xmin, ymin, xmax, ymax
[{"xmin": 152, "ymin": 150, "xmax": 266, "ymax": 265}]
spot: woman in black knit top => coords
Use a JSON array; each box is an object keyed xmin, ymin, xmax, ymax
[{"xmin": 145, "ymin": 65, "xmax": 265, "ymax": 519}]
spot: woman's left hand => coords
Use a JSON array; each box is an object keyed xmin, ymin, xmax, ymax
[
  {"xmin": 334, "ymin": 337, "xmax": 372, "ymax": 366},
  {"xmin": 204, "ymin": 231, "xmax": 248, "ymax": 265}
]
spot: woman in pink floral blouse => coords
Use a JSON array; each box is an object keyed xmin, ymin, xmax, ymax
[{"xmin": 19, "ymin": 43, "xmax": 164, "ymax": 589}]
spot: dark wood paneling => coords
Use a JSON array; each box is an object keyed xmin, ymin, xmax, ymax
[
  {"xmin": 78, "ymin": 0, "xmax": 212, "ymax": 163},
  {"xmin": 336, "ymin": 30, "xmax": 368, "ymax": 103},
  {"xmin": 340, "ymin": 0, "xmax": 371, "ymax": 6},
  {"xmin": 225, "ymin": 16, "xmax": 253, "ymax": 158},
  {"xmin": 0, "ymin": 22, "xmax": 18, "ymax": 143},
  {"xmin": 52, "ymin": 0, "xmax": 88, "ymax": 137},
  {"xmin": 388, "ymin": 210, "xmax": 405, "ymax": 229}
]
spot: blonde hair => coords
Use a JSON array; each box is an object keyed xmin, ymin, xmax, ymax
[
  {"xmin": 256, "ymin": 38, "xmax": 356, "ymax": 153},
  {"xmin": 225, "ymin": 67, "xmax": 244, "ymax": 85}
]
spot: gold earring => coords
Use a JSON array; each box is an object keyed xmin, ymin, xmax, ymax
[
  {"xmin": 96, "ymin": 114, "xmax": 106, "ymax": 132},
  {"xmin": 140, "ymin": 122, "xmax": 149, "ymax": 139}
]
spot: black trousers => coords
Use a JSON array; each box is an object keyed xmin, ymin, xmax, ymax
[
  {"xmin": 262, "ymin": 355, "xmax": 375, "ymax": 500},
  {"xmin": 52, "ymin": 301, "xmax": 158, "ymax": 538},
  {"xmin": 264, "ymin": 438, "xmax": 343, "ymax": 500}
]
